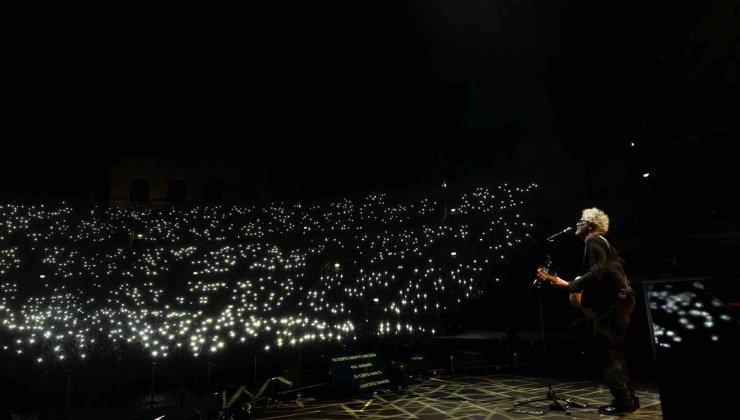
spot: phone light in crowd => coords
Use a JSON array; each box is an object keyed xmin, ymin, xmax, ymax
[{"xmin": 642, "ymin": 173, "xmax": 650, "ymax": 178}]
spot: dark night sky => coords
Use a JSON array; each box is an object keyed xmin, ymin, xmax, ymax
[{"xmin": 3, "ymin": 1, "xmax": 738, "ymax": 199}]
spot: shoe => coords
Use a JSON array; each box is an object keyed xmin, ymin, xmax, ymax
[
  {"xmin": 599, "ymin": 403, "xmax": 636, "ymax": 415},
  {"xmin": 611, "ymin": 395, "xmax": 640, "ymax": 409}
]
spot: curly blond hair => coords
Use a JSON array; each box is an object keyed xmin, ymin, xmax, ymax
[{"xmin": 581, "ymin": 207, "xmax": 610, "ymax": 234}]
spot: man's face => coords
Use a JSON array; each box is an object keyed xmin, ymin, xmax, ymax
[{"xmin": 575, "ymin": 219, "xmax": 591, "ymax": 237}]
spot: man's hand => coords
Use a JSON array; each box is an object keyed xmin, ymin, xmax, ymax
[{"xmin": 536, "ymin": 267, "xmax": 560, "ymax": 285}]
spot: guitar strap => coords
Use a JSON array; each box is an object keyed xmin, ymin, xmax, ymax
[{"xmin": 592, "ymin": 235, "xmax": 633, "ymax": 298}]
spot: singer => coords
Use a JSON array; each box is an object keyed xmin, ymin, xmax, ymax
[{"xmin": 536, "ymin": 207, "xmax": 638, "ymax": 415}]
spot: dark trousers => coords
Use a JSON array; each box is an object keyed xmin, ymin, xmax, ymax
[{"xmin": 593, "ymin": 293, "xmax": 636, "ymax": 406}]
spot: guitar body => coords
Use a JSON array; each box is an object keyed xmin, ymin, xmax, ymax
[{"xmin": 569, "ymin": 292, "xmax": 595, "ymax": 320}]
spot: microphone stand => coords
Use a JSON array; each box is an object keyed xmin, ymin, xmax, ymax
[{"xmin": 515, "ymin": 235, "xmax": 587, "ymax": 413}]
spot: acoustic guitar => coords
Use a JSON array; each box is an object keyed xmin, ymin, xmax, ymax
[{"xmin": 536, "ymin": 267, "xmax": 595, "ymax": 320}]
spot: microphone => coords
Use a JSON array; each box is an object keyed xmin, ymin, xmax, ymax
[{"xmin": 546, "ymin": 226, "xmax": 573, "ymax": 242}]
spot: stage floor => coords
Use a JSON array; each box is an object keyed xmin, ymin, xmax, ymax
[{"xmin": 257, "ymin": 373, "xmax": 663, "ymax": 419}]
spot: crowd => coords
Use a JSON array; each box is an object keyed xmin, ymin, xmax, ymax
[{"xmin": 0, "ymin": 184, "xmax": 538, "ymax": 365}]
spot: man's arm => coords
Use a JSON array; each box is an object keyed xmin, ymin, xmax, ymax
[
  {"xmin": 549, "ymin": 276, "xmax": 569, "ymax": 288},
  {"xmin": 544, "ymin": 274, "xmax": 585, "ymax": 291}
]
